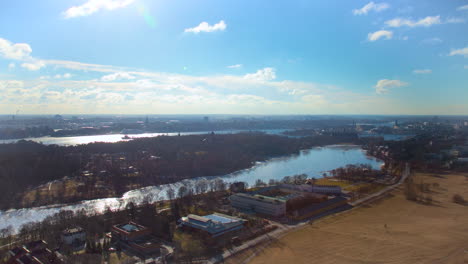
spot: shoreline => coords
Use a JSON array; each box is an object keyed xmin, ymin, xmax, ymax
[
  {"xmin": 0, "ymin": 144, "xmax": 383, "ymax": 233},
  {"xmin": 9, "ymin": 144, "xmax": 372, "ymax": 211}
]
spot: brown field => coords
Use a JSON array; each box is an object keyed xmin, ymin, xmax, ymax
[{"xmin": 249, "ymin": 172, "xmax": 468, "ymax": 264}]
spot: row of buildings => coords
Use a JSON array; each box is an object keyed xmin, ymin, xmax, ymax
[
  {"xmin": 6, "ymin": 182, "xmax": 350, "ymax": 263},
  {"xmin": 229, "ymin": 184, "xmax": 347, "ymax": 219},
  {"xmin": 7, "ymin": 240, "xmax": 63, "ymax": 264}
]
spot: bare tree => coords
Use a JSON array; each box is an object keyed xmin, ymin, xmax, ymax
[
  {"xmin": 166, "ymin": 187, "xmax": 175, "ymax": 200},
  {"xmin": 178, "ymin": 186, "xmax": 188, "ymax": 198},
  {"xmin": 0, "ymin": 225, "xmax": 13, "ymax": 249},
  {"xmin": 195, "ymin": 180, "xmax": 208, "ymax": 194},
  {"xmin": 255, "ymin": 179, "xmax": 267, "ymax": 187},
  {"xmin": 214, "ymin": 178, "xmax": 226, "ymax": 191}
]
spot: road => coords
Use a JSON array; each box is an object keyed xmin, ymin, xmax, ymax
[
  {"xmin": 210, "ymin": 163, "xmax": 411, "ymax": 264},
  {"xmin": 206, "ymin": 224, "xmax": 291, "ymax": 264},
  {"xmin": 350, "ymin": 162, "xmax": 410, "ymax": 207}
]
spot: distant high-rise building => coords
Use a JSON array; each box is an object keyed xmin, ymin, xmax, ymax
[{"xmin": 204, "ymin": 116, "xmax": 209, "ymax": 122}]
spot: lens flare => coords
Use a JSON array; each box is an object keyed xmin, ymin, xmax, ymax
[{"xmin": 137, "ymin": 5, "xmax": 156, "ymax": 28}]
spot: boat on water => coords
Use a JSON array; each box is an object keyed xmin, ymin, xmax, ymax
[{"xmin": 122, "ymin": 135, "xmax": 131, "ymax": 140}]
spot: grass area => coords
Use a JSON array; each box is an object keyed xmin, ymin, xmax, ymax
[{"xmin": 249, "ymin": 172, "xmax": 468, "ymax": 264}]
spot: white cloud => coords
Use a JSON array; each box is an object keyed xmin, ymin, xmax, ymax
[
  {"xmin": 301, "ymin": 94, "xmax": 327, "ymax": 105},
  {"xmin": 385, "ymin": 16, "xmax": 441, "ymax": 28},
  {"xmin": 0, "ymin": 37, "xmax": 422, "ymax": 115},
  {"xmin": 45, "ymin": 59, "xmax": 124, "ymax": 73},
  {"xmin": 244, "ymin": 67, "xmax": 276, "ymax": 82},
  {"xmin": 413, "ymin": 69, "xmax": 432, "ymax": 74},
  {"xmin": 449, "ymin": 46, "xmax": 468, "ymax": 58},
  {"xmin": 39, "ymin": 73, "xmax": 73, "ymax": 80},
  {"xmin": 457, "ymin": 5, "xmax": 468, "ymax": 11},
  {"xmin": 0, "ymin": 37, "xmax": 48, "ymax": 72},
  {"xmin": 63, "ymin": 0, "xmax": 136, "ymax": 19},
  {"xmin": 353, "ymin": 2, "xmax": 389, "ymax": 15},
  {"xmin": 375, "ymin": 79, "xmax": 408, "ymax": 94},
  {"xmin": 0, "ymin": 38, "xmax": 32, "ymax": 60},
  {"xmin": 21, "ymin": 61, "xmax": 46, "ymax": 71},
  {"xmin": 184, "ymin": 20, "xmax": 226, "ymax": 33},
  {"xmin": 367, "ymin": 30, "xmax": 393, "ymax": 41},
  {"xmin": 0, "ymin": 80, "xmax": 24, "ymax": 89},
  {"xmin": 227, "ymin": 64, "xmax": 242, "ymax": 69},
  {"xmin": 0, "ymin": 72, "xmax": 419, "ymax": 114},
  {"xmin": 101, "ymin": 72, "xmax": 135, "ymax": 81}
]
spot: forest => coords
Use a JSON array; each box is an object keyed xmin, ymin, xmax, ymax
[{"xmin": 0, "ymin": 132, "xmax": 359, "ymax": 209}]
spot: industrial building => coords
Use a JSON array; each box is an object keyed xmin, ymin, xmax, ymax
[
  {"xmin": 230, "ymin": 184, "xmax": 346, "ymax": 219},
  {"xmin": 7, "ymin": 240, "xmax": 63, "ymax": 264},
  {"xmin": 112, "ymin": 222, "xmax": 160, "ymax": 257},
  {"xmin": 112, "ymin": 222, "xmax": 151, "ymax": 242},
  {"xmin": 61, "ymin": 227, "xmax": 85, "ymax": 247},
  {"xmin": 281, "ymin": 183, "xmax": 342, "ymax": 195},
  {"xmin": 178, "ymin": 213, "xmax": 246, "ymax": 237},
  {"xmin": 291, "ymin": 196, "xmax": 348, "ymax": 220},
  {"xmin": 229, "ymin": 193, "xmax": 287, "ymax": 216}
]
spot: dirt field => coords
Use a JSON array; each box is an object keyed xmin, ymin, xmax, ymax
[{"xmin": 249, "ymin": 172, "xmax": 468, "ymax": 264}]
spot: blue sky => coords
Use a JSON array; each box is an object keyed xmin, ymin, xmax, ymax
[{"xmin": 0, "ymin": 0, "xmax": 467, "ymax": 114}]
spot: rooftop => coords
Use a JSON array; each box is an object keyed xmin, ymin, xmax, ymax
[
  {"xmin": 180, "ymin": 213, "xmax": 245, "ymax": 237},
  {"xmin": 203, "ymin": 213, "xmax": 244, "ymax": 224},
  {"xmin": 233, "ymin": 193, "xmax": 286, "ymax": 204},
  {"xmin": 114, "ymin": 222, "xmax": 147, "ymax": 233},
  {"xmin": 62, "ymin": 227, "xmax": 84, "ymax": 235}
]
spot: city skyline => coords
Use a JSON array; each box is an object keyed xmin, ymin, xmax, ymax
[{"xmin": 0, "ymin": 0, "xmax": 467, "ymax": 115}]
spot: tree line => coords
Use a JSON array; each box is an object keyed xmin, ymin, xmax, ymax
[{"xmin": 0, "ymin": 133, "xmax": 357, "ymax": 209}]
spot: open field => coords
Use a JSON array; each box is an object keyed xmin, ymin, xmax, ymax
[{"xmin": 249, "ymin": 172, "xmax": 468, "ymax": 264}]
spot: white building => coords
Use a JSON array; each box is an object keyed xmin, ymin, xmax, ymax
[
  {"xmin": 229, "ymin": 193, "xmax": 286, "ymax": 216},
  {"xmin": 178, "ymin": 213, "xmax": 246, "ymax": 237},
  {"xmin": 61, "ymin": 227, "xmax": 86, "ymax": 246}
]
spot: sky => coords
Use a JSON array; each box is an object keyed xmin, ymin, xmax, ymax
[{"xmin": 0, "ymin": 0, "xmax": 467, "ymax": 115}]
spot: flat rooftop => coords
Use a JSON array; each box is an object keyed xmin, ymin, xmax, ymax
[
  {"xmin": 232, "ymin": 193, "xmax": 286, "ymax": 204},
  {"xmin": 114, "ymin": 222, "xmax": 147, "ymax": 233},
  {"xmin": 180, "ymin": 213, "xmax": 245, "ymax": 236},
  {"xmin": 121, "ymin": 224, "xmax": 141, "ymax": 232},
  {"xmin": 203, "ymin": 213, "xmax": 244, "ymax": 224}
]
